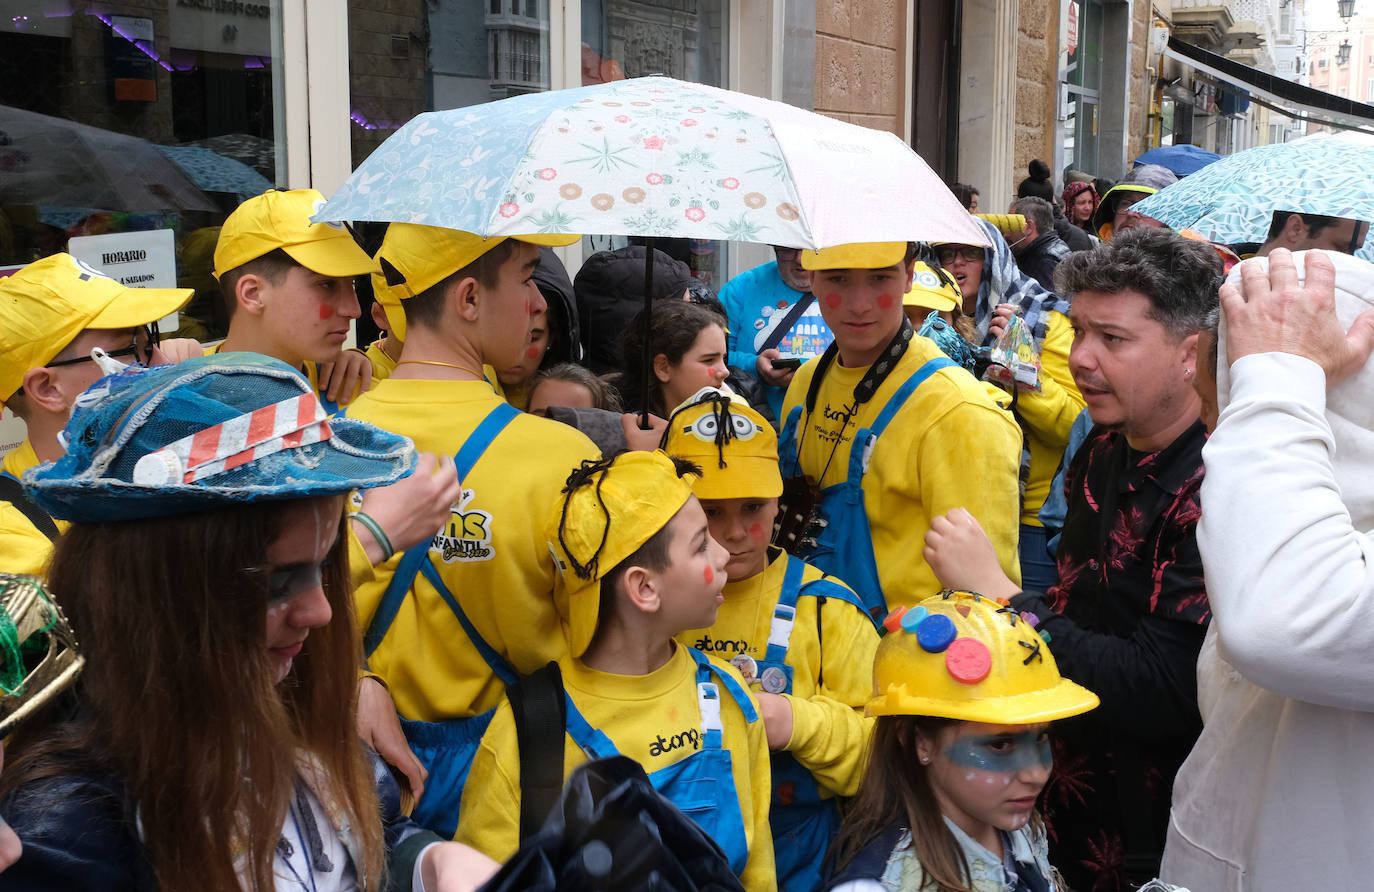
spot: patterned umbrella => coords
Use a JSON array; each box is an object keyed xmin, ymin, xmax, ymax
[
  {"xmin": 1129, "ymin": 135, "xmax": 1374, "ymax": 261},
  {"xmin": 315, "ymin": 76, "xmax": 987, "ymax": 250},
  {"xmin": 156, "ymin": 145, "xmax": 274, "ymax": 202}
]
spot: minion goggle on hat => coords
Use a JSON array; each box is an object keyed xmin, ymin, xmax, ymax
[
  {"xmin": 551, "ymin": 451, "xmax": 698, "ymax": 658},
  {"xmin": 903, "ymin": 262, "xmax": 960, "ymax": 312},
  {"xmin": 661, "ymin": 387, "xmax": 782, "ymax": 501},
  {"xmin": 377, "ymin": 224, "xmax": 580, "ymax": 299},
  {"xmin": 868, "ymin": 591, "xmax": 1099, "ymax": 724}
]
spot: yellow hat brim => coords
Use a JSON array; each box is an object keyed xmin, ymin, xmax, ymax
[
  {"xmin": 902, "ymin": 285, "xmax": 957, "ymax": 312},
  {"xmin": 283, "ymin": 237, "xmax": 381, "ymax": 279},
  {"xmin": 867, "ymin": 677, "xmax": 1100, "ymax": 723},
  {"xmin": 799, "ymin": 242, "xmax": 908, "ymax": 271},
  {"xmin": 379, "ymin": 227, "xmax": 581, "ymax": 299},
  {"xmin": 689, "ymin": 455, "xmax": 784, "ymax": 501}
]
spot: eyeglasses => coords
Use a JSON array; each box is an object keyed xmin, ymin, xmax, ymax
[
  {"xmin": 46, "ymin": 324, "xmax": 160, "ymax": 369},
  {"xmin": 935, "ymin": 245, "xmax": 985, "ymax": 265}
]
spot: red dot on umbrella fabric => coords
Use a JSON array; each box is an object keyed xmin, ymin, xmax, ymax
[{"xmin": 945, "ymin": 637, "xmax": 992, "ymax": 684}]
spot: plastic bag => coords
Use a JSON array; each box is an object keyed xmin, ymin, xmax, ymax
[
  {"xmin": 983, "ymin": 312, "xmax": 1042, "ymax": 393},
  {"xmin": 477, "ymin": 755, "xmax": 746, "ymax": 892}
]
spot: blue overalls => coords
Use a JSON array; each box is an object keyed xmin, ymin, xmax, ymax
[
  {"xmin": 778, "ymin": 356, "xmax": 955, "ymax": 624},
  {"xmin": 562, "ymin": 648, "xmax": 758, "ymax": 877},
  {"xmin": 358, "ymin": 401, "xmax": 521, "ymax": 839},
  {"xmin": 749, "ymin": 554, "xmax": 867, "ymax": 892}
]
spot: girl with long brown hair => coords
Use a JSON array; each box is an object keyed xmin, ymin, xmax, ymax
[
  {"xmin": 825, "ymin": 592, "xmax": 1098, "ymax": 892},
  {"xmin": 0, "ymin": 354, "xmax": 496, "ymax": 891}
]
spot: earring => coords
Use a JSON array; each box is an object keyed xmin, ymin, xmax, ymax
[
  {"xmin": 919, "ymin": 756, "xmax": 930, "ymax": 765},
  {"xmin": 1185, "ymin": 369, "xmax": 1194, "ymax": 377}
]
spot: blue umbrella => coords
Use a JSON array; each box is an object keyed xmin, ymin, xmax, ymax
[
  {"xmin": 1129, "ymin": 136, "xmax": 1374, "ymax": 261},
  {"xmin": 155, "ymin": 145, "xmax": 274, "ymax": 202},
  {"xmin": 1132, "ymin": 144, "xmax": 1223, "ymax": 177}
]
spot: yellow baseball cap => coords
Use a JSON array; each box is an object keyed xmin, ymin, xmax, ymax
[
  {"xmin": 369, "ymin": 271, "xmax": 407, "ymax": 341},
  {"xmin": 799, "ymin": 241, "xmax": 909, "ymax": 271},
  {"xmin": 662, "ymin": 388, "xmax": 782, "ymax": 501},
  {"xmin": 0, "ymin": 253, "xmax": 192, "ymax": 408},
  {"xmin": 212, "ymin": 189, "xmax": 380, "ymax": 280},
  {"xmin": 903, "ymin": 262, "xmax": 960, "ymax": 312},
  {"xmin": 378, "ymin": 223, "xmax": 580, "ymax": 299},
  {"xmin": 551, "ymin": 451, "xmax": 698, "ymax": 658}
]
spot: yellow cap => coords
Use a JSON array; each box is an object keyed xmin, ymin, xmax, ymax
[
  {"xmin": 799, "ymin": 242, "xmax": 908, "ymax": 271},
  {"xmin": 551, "ymin": 451, "xmax": 697, "ymax": 658},
  {"xmin": 0, "ymin": 254, "xmax": 192, "ymax": 408},
  {"xmin": 868, "ymin": 592, "xmax": 1099, "ymax": 724},
  {"xmin": 662, "ymin": 388, "xmax": 782, "ymax": 501},
  {"xmin": 378, "ymin": 223, "xmax": 580, "ymax": 299},
  {"xmin": 212, "ymin": 189, "xmax": 380, "ymax": 280},
  {"xmin": 903, "ymin": 262, "xmax": 960, "ymax": 312},
  {"xmin": 369, "ymin": 271, "xmax": 407, "ymax": 341}
]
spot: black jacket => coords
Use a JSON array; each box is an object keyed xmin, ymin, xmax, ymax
[{"xmin": 1053, "ymin": 209, "xmax": 1093, "ymax": 252}]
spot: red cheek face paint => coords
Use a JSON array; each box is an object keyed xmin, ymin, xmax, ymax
[
  {"xmin": 748, "ymin": 523, "xmax": 765, "ymax": 541},
  {"xmin": 877, "ymin": 293, "xmax": 894, "ymax": 309},
  {"xmin": 318, "ymin": 305, "xmax": 332, "ymax": 320},
  {"xmin": 525, "ymin": 345, "xmax": 541, "ymax": 359},
  {"xmin": 703, "ymin": 566, "xmax": 715, "ymax": 585},
  {"xmin": 824, "ymin": 293, "xmax": 843, "ymax": 309}
]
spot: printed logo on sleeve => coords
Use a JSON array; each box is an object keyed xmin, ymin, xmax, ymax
[{"xmin": 431, "ymin": 487, "xmax": 494, "ymax": 563}]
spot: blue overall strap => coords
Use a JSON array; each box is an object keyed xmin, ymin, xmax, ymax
[
  {"xmin": 777, "ymin": 404, "xmax": 805, "ymax": 478},
  {"xmin": 360, "ymin": 401, "xmax": 521, "ymax": 659},
  {"xmin": 797, "ymin": 575, "xmax": 868, "ymax": 614},
  {"xmin": 689, "ymin": 647, "xmax": 759, "ymax": 725},
  {"xmin": 763, "ymin": 555, "xmax": 807, "ymax": 664},
  {"xmin": 562, "ymin": 692, "xmax": 621, "ymax": 759},
  {"xmin": 419, "ymin": 559, "xmax": 518, "ymax": 685},
  {"xmin": 847, "ymin": 356, "xmax": 956, "ymax": 477}
]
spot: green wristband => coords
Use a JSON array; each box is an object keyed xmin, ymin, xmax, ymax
[{"xmin": 350, "ymin": 511, "xmax": 394, "ymax": 562}]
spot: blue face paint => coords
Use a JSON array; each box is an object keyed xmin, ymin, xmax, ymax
[{"xmin": 941, "ymin": 730, "xmax": 1053, "ymax": 775}]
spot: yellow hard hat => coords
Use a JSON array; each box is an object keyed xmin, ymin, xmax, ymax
[
  {"xmin": 868, "ymin": 591, "xmax": 1099, "ymax": 724},
  {"xmin": 661, "ymin": 388, "xmax": 782, "ymax": 501}
]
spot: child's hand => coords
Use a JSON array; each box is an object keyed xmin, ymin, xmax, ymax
[
  {"xmin": 923, "ymin": 508, "xmax": 1021, "ymax": 599},
  {"xmin": 620, "ymin": 411, "xmax": 668, "ymax": 451},
  {"xmin": 755, "ymin": 692, "xmax": 793, "ymax": 750},
  {"xmin": 154, "ymin": 337, "xmax": 205, "ymax": 364},
  {"xmin": 320, "ymin": 349, "xmax": 373, "ymax": 405}
]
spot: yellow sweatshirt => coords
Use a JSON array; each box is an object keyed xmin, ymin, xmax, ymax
[
  {"xmin": 364, "ymin": 339, "xmax": 399, "ymax": 382},
  {"xmin": 346, "ymin": 378, "xmax": 598, "ymax": 720},
  {"xmin": 677, "ymin": 550, "xmax": 877, "ymax": 797},
  {"xmin": 782, "ymin": 336, "xmax": 1022, "ymax": 610},
  {"xmin": 0, "ymin": 439, "xmax": 65, "ymax": 578},
  {"xmin": 457, "ymin": 646, "xmax": 777, "ymax": 891},
  {"xmin": 1003, "ymin": 312, "xmax": 1084, "ymax": 525}
]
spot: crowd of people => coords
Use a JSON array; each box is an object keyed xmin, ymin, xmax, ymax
[{"xmin": 0, "ymin": 151, "xmax": 1370, "ymax": 892}]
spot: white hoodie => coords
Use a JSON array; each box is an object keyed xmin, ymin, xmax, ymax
[{"xmin": 1162, "ymin": 251, "xmax": 1374, "ymax": 891}]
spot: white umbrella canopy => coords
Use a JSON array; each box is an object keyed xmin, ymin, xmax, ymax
[{"xmin": 316, "ymin": 76, "xmax": 988, "ymax": 250}]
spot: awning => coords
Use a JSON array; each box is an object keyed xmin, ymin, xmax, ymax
[{"xmin": 1164, "ymin": 36, "xmax": 1374, "ymax": 132}]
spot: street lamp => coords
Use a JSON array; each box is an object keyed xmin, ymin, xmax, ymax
[
  {"xmin": 1339, "ymin": 0, "xmax": 1356, "ymax": 24},
  {"xmin": 1339, "ymin": 38, "xmax": 1353, "ymax": 64}
]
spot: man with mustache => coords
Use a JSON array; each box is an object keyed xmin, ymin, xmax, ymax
[{"xmin": 923, "ymin": 227, "xmax": 1220, "ymax": 891}]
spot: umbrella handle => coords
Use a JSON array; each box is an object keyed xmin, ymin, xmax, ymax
[{"xmin": 639, "ymin": 242, "xmax": 655, "ymax": 431}]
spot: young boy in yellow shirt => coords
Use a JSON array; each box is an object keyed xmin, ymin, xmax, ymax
[
  {"xmin": 664, "ymin": 388, "xmax": 879, "ymax": 892},
  {"xmin": 457, "ymin": 450, "xmax": 776, "ymax": 891}
]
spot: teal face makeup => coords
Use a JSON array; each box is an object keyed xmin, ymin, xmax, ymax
[{"xmin": 942, "ymin": 730, "xmax": 1052, "ymax": 776}]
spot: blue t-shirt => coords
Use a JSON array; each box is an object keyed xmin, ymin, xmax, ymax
[{"xmin": 719, "ymin": 261, "xmax": 834, "ymax": 419}]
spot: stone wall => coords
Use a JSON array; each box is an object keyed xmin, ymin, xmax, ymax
[
  {"xmin": 813, "ymin": 0, "xmax": 905, "ymax": 135},
  {"xmin": 1013, "ymin": 0, "xmax": 1059, "ymax": 192},
  {"xmin": 1127, "ymin": 0, "xmax": 1151, "ymax": 164},
  {"xmin": 348, "ymin": 0, "xmax": 429, "ymax": 167}
]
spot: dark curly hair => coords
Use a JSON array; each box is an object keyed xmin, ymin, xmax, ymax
[{"xmin": 1054, "ymin": 227, "xmax": 1221, "ymax": 340}]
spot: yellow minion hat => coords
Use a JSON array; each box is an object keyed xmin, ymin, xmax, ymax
[
  {"xmin": 213, "ymin": 189, "xmax": 380, "ymax": 280},
  {"xmin": 661, "ymin": 388, "xmax": 782, "ymax": 501},
  {"xmin": 799, "ymin": 241, "xmax": 908, "ymax": 271},
  {"xmin": 868, "ymin": 591, "xmax": 1098, "ymax": 724},
  {"xmin": 378, "ymin": 223, "xmax": 580, "ymax": 299},
  {"xmin": 369, "ymin": 270, "xmax": 407, "ymax": 340},
  {"xmin": 551, "ymin": 451, "xmax": 698, "ymax": 658},
  {"xmin": 0, "ymin": 254, "xmax": 192, "ymax": 408},
  {"xmin": 903, "ymin": 262, "xmax": 960, "ymax": 312}
]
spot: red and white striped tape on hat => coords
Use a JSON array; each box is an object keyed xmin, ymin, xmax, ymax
[{"xmin": 131, "ymin": 393, "xmax": 332, "ymax": 486}]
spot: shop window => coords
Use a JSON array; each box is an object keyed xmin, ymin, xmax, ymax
[{"xmin": 1, "ymin": 3, "xmax": 285, "ymax": 344}]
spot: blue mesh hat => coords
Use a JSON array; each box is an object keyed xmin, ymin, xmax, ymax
[{"xmin": 25, "ymin": 353, "xmax": 416, "ymax": 523}]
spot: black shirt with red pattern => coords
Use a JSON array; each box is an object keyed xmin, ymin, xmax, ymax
[{"xmin": 1011, "ymin": 420, "xmax": 1209, "ymax": 892}]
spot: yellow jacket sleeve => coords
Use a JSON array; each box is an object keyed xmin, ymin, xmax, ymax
[
  {"xmin": 1005, "ymin": 312, "xmax": 1083, "ymax": 452},
  {"xmin": 782, "ymin": 593, "xmax": 877, "ymax": 797},
  {"xmin": 917, "ymin": 401, "xmax": 1023, "ymax": 586}
]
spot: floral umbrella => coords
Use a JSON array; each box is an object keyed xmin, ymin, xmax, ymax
[{"xmin": 315, "ymin": 76, "xmax": 987, "ymax": 250}]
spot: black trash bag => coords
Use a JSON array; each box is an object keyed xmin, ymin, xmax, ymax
[{"xmin": 477, "ymin": 755, "xmax": 746, "ymax": 892}]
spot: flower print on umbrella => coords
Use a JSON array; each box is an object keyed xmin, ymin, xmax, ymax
[
  {"xmin": 743, "ymin": 192, "xmax": 767, "ymax": 210},
  {"xmin": 521, "ymin": 205, "xmax": 583, "ymax": 233},
  {"xmin": 643, "ymin": 135, "xmax": 666, "ymax": 151},
  {"xmin": 623, "ymin": 207, "xmax": 679, "ymax": 236},
  {"xmin": 590, "ymin": 193, "xmax": 616, "ymax": 211},
  {"xmin": 684, "ymin": 206, "xmax": 706, "ymax": 222},
  {"xmin": 646, "ymin": 172, "xmax": 668, "ymax": 186},
  {"xmin": 714, "ymin": 215, "xmax": 764, "ymax": 242},
  {"xmin": 622, "ymin": 187, "xmax": 646, "ymax": 204},
  {"xmin": 560, "ymin": 183, "xmax": 583, "ymax": 200},
  {"xmin": 537, "ymin": 168, "xmax": 558, "ymax": 180},
  {"xmin": 499, "ymin": 202, "xmax": 520, "ymax": 218},
  {"xmin": 719, "ymin": 177, "xmax": 740, "ymax": 191},
  {"xmin": 676, "ymin": 146, "xmax": 716, "ymax": 170},
  {"xmin": 776, "ymin": 202, "xmax": 800, "ymax": 221},
  {"xmin": 570, "ymin": 136, "xmax": 638, "ymax": 172}
]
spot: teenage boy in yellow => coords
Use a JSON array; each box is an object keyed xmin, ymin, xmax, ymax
[
  {"xmin": 212, "ymin": 188, "xmax": 379, "ymax": 411},
  {"xmin": 343, "ymin": 222, "xmax": 595, "ymax": 837},
  {"xmin": 0, "ymin": 254, "xmax": 190, "ymax": 575},
  {"xmin": 664, "ymin": 388, "xmax": 878, "ymax": 892},
  {"xmin": 778, "ymin": 242, "xmax": 1022, "ymax": 618},
  {"xmin": 457, "ymin": 450, "xmax": 775, "ymax": 891}
]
